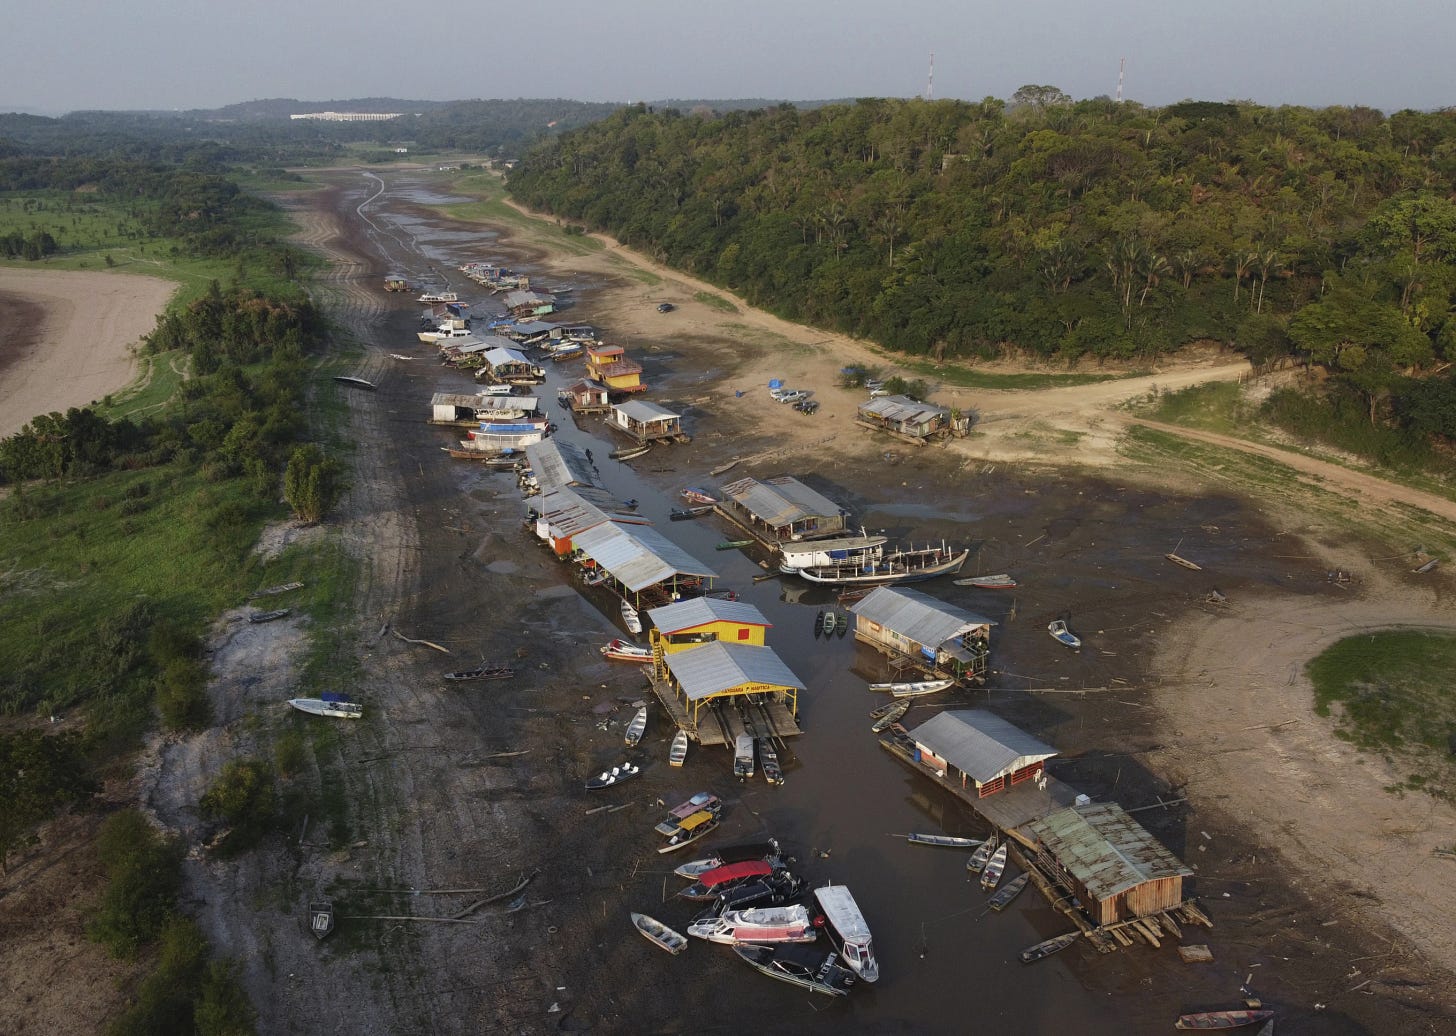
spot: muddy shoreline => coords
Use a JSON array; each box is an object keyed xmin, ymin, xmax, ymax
[{"xmin": 189, "ymin": 171, "xmax": 1451, "ymax": 1035}]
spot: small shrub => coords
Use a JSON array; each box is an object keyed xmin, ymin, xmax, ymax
[
  {"xmin": 156, "ymin": 656, "xmax": 212, "ymax": 732},
  {"xmin": 89, "ymin": 809, "xmax": 182, "ymax": 957},
  {"xmin": 199, "ymin": 759, "xmax": 276, "ymax": 855},
  {"xmin": 108, "ymin": 917, "xmax": 210, "ymax": 1036},
  {"xmin": 274, "ymin": 731, "xmax": 306, "ymax": 779}
]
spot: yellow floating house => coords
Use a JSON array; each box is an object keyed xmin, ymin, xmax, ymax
[
  {"xmin": 647, "ymin": 597, "xmax": 772, "ymax": 655},
  {"xmin": 656, "ymin": 640, "xmax": 805, "ymax": 727},
  {"xmin": 585, "ymin": 344, "xmax": 647, "ymax": 395}
]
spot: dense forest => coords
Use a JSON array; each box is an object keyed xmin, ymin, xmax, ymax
[
  {"xmin": 0, "ymin": 97, "xmax": 622, "ymax": 165},
  {"xmin": 509, "ymin": 95, "xmax": 1456, "ymax": 443}
]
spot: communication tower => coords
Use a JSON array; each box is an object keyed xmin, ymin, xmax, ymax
[
  {"xmin": 1116, "ymin": 57, "xmax": 1126, "ymax": 103},
  {"xmin": 926, "ymin": 51, "xmax": 934, "ymax": 101}
]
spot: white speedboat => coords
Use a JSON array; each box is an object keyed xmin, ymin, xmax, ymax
[
  {"xmin": 813, "ymin": 884, "xmax": 879, "ymax": 982},
  {"xmin": 687, "ymin": 904, "xmax": 816, "ymax": 945},
  {"xmin": 288, "ymin": 697, "xmax": 363, "ymax": 719}
]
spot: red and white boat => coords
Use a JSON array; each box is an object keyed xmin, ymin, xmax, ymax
[
  {"xmin": 687, "ymin": 904, "xmax": 818, "ymax": 945},
  {"xmin": 678, "ymin": 859, "xmax": 776, "ymax": 900},
  {"xmin": 600, "ymin": 638, "xmax": 652, "ymax": 663},
  {"xmin": 679, "ymin": 487, "xmax": 717, "ymax": 506}
]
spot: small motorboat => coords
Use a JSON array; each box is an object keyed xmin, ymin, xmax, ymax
[
  {"xmin": 687, "ymin": 904, "xmax": 817, "ymax": 945},
  {"xmin": 610, "ymin": 444, "xmax": 652, "ymax": 461},
  {"xmin": 288, "ymin": 696, "xmax": 363, "ymax": 720},
  {"xmin": 953, "ymin": 573, "xmax": 1018, "ymax": 589},
  {"xmin": 1174, "ymin": 1009, "xmax": 1276, "ymax": 1031},
  {"xmin": 624, "ymin": 705, "xmax": 648, "ymax": 747},
  {"xmin": 669, "ymin": 505, "xmax": 714, "ymax": 521},
  {"xmin": 660, "ymin": 792, "xmax": 721, "ymax": 826},
  {"xmin": 835, "ymin": 610, "xmax": 848, "ymax": 637},
  {"xmin": 669, "ymin": 729, "xmax": 689, "ymax": 767},
  {"xmin": 733, "ymin": 944, "xmax": 856, "ymax": 997},
  {"xmin": 967, "ymin": 838, "xmax": 996, "ymax": 874},
  {"xmin": 813, "ymin": 884, "xmax": 878, "ymax": 982},
  {"xmin": 678, "ymin": 860, "xmax": 776, "ymax": 900},
  {"xmin": 307, "ymin": 901, "xmax": 335, "ymax": 940},
  {"xmin": 818, "ymin": 610, "xmax": 836, "ymax": 637},
  {"xmin": 601, "ymin": 639, "xmax": 652, "ymax": 663},
  {"xmin": 631, "ymin": 912, "xmax": 688, "ymax": 955},
  {"xmin": 1165, "ymin": 552, "xmax": 1203, "ymax": 571},
  {"xmin": 989, "ymin": 872, "xmax": 1030, "ymax": 911},
  {"xmin": 585, "ymin": 761, "xmax": 642, "ymax": 790},
  {"xmin": 680, "ymin": 487, "xmax": 717, "ymax": 506},
  {"xmin": 620, "ymin": 600, "xmax": 643, "ymax": 636},
  {"xmin": 758, "ymin": 738, "xmax": 785, "ymax": 786},
  {"xmin": 1019, "ymin": 931, "xmax": 1081, "ymax": 964},
  {"xmin": 906, "ymin": 833, "xmax": 983, "ymax": 849},
  {"xmin": 716, "ymin": 539, "xmax": 754, "ymax": 551},
  {"xmin": 868, "ymin": 678, "xmax": 955, "ymax": 698},
  {"xmin": 980, "ymin": 842, "xmax": 1009, "ymax": 891},
  {"xmin": 733, "ymin": 734, "xmax": 756, "ymax": 781},
  {"xmin": 871, "ymin": 700, "xmax": 911, "ymax": 732},
  {"xmin": 1047, "ymin": 619, "xmax": 1081, "ymax": 649},
  {"xmin": 673, "ymin": 840, "xmax": 783, "ymax": 879},
  {"xmin": 658, "ymin": 810, "xmax": 720, "ymax": 853},
  {"xmin": 713, "ymin": 871, "xmax": 804, "ymax": 914},
  {"xmin": 813, "ymin": 609, "xmax": 826, "ymax": 638},
  {"xmin": 249, "ymin": 608, "xmax": 291, "ymax": 623}
]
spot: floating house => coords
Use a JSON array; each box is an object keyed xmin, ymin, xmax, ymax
[
  {"xmin": 500, "ymin": 320, "xmax": 559, "ymax": 346},
  {"xmin": 384, "ymin": 274, "xmax": 411, "ymax": 292},
  {"xmin": 523, "ymin": 439, "xmax": 599, "ymax": 494},
  {"xmin": 500, "ymin": 289, "xmax": 555, "ymax": 317},
  {"xmin": 647, "ymin": 597, "xmax": 772, "ymax": 660},
  {"xmin": 585, "ymin": 344, "xmax": 647, "ymax": 395},
  {"xmin": 658, "ymin": 640, "xmax": 804, "ymax": 726},
  {"xmin": 1023, "ymin": 802, "xmax": 1193, "ymax": 926},
  {"xmin": 905, "ymin": 710, "xmax": 1057, "ymax": 799},
  {"xmin": 718, "ymin": 476, "xmax": 847, "ymax": 543},
  {"xmin": 570, "ymin": 522, "xmax": 718, "ymax": 606},
  {"xmin": 533, "ymin": 485, "xmax": 648, "ymax": 555},
  {"xmin": 482, "ymin": 346, "xmax": 546, "ymax": 384},
  {"xmin": 430, "ymin": 392, "xmax": 541, "ymax": 425},
  {"xmin": 562, "ymin": 379, "xmax": 611, "ymax": 413},
  {"xmin": 609, "ymin": 399, "xmax": 684, "ymax": 443},
  {"xmin": 856, "ymin": 395, "xmax": 967, "ymax": 443},
  {"xmin": 848, "ymin": 586, "xmax": 994, "ymax": 684}
]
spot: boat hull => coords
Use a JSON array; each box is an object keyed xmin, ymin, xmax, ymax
[{"xmin": 795, "ymin": 547, "xmax": 969, "ymax": 586}]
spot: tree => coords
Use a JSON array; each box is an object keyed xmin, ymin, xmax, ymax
[
  {"xmin": 198, "ymin": 758, "xmax": 276, "ymax": 854},
  {"xmin": 0, "ymin": 730, "xmax": 97, "ymax": 872},
  {"xmin": 89, "ymin": 809, "xmax": 182, "ymax": 956},
  {"xmin": 282, "ymin": 443, "xmax": 344, "ymax": 523},
  {"xmin": 1011, "ymin": 85, "xmax": 1072, "ymax": 111}
]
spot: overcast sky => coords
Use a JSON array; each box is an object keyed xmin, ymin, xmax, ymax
[{"xmin": 3, "ymin": 0, "xmax": 1453, "ymax": 114}]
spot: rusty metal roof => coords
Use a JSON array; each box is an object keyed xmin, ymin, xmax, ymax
[
  {"xmin": 721, "ymin": 476, "xmax": 842, "ymax": 527},
  {"xmin": 664, "ymin": 641, "xmax": 805, "ymax": 701},
  {"xmin": 537, "ymin": 486, "xmax": 646, "ymax": 538},
  {"xmin": 572, "ymin": 522, "xmax": 717, "ymax": 592},
  {"xmin": 857, "ymin": 395, "xmax": 949, "ymax": 424},
  {"xmin": 1024, "ymin": 802, "xmax": 1193, "ymax": 902},
  {"xmin": 906, "ymin": 710, "xmax": 1056, "ymax": 784},
  {"xmin": 646, "ymin": 597, "xmax": 770, "ymax": 634},
  {"xmin": 849, "ymin": 586, "xmax": 994, "ymax": 647}
]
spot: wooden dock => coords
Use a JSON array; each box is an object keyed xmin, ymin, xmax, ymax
[{"xmin": 647, "ymin": 674, "xmax": 801, "ymax": 747}]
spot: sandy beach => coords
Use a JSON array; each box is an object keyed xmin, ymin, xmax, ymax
[{"xmin": 0, "ymin": 267, "xmax": 175, "ymax": 437}]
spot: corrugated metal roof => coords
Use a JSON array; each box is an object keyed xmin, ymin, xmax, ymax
[
  {"xmin": 615, "ymin": 399, "xmax": 679, "ymax": 422},
  {"xmin": 431, "ymin": 392, "xmax": 482, "ymax": 407},
  {"xmin": 664, "ymin": 641, "xmax": 805, "ymax": 700},
  {"xmin": 857, "ymin": 395, "xmax": 949, "ymax": 423},
  {"xmin": 721, "ymin": 476, "xmax": 841, "ymax": 527},
  {"xmin": 484, "ymin": 346, "xmax": 531, "ymax": 368},
  {"xmin": 907, "ymin": 710, "xmax": 1056, "ymax": 784},
  {"xmin": 524, "ymin": 440, "xmax": 600, "ymax": 493},
  {"xmin": 511, "ymin": 320, "xmax": 559, "ymax": 334},
  {"xmin": 646, "ymin": 597, "xmax": 771, "ymax": 633},
  {"xmin": 538, "ymin": 486, "xmax": 645, "ymax": 537},
  {"xmin": 1025, "ymin": 802, "xmax": 1193, "ymax": 902},
  {"xmin": 572, "ymin": 522, "xmax": 717, "ymax": 591},
  {"xmin": 849, "ymin": 586, "xmax": 994, "ymax": 647}
]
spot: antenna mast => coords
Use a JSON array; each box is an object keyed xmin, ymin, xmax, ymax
[
  {"xmin": 1116, "ymin": 57, "xmax": 1125, "ymax": 103},
  {"xmin": 926, "ymin": 51, "xmax": 934, "ymax": 100}
]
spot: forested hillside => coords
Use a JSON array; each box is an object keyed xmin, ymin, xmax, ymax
[{"xmin": 509, "ymin": 96, "xmax": 1456, "ymax": 382}]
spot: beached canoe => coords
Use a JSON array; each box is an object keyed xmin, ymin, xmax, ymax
[
  {"xmin": 624, "ymin": 705, "xmax": 648, "ymax": 747},
  {"xmin": 980, "ymin": 842, "xmax": 1009, "ymax": 891},
  {"xmin": 907, "ymin": 832, "xmax": 983, "ymax": 849},
  {"xmin": 988, "ymin": 872, "xmax": 1029, "ymax": 911},
  {"xmin": 1019, "ymin": 931, "xmax": 1081, "ymax": 964},
  {"xmin": 631, "ymin": 912, "xmax": 687, "ymax": 955},
  {"xmin": 953, "ymin": 573, "xmax": 1018, "ymax": 589},
  {"xmin": 669, "ymin": 729, "xmax": 688, "ymax": 767},
  {"xmin": 870, "ymin": 700, "xmax": 910, "ymax": 732},
  {"xmin": 1174, "ymin": 1009, "xmax": 1276, "ymax": 1030}
]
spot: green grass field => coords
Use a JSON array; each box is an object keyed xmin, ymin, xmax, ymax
[
  {"xmin": 693, "ymin": 290, "xmax": 738, "ymax": 313},
  {"xmin": 430, "ymin": 172, "xmax": 605, "ymax": 258},
  {"xmin": 1307, "ymin": 631, "xmax": 1456, "ymax": 797}
]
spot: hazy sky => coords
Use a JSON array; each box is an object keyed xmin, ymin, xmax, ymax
[{"xmin": 3, "ymin": 0, "xmax": 1453, "ymax": 114}]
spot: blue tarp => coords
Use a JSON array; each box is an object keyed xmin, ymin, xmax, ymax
[{"xmin": 768, "ymin": 378, "xmax": 783, "ymax": 389}]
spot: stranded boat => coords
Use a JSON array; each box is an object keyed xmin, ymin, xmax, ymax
[
  {"xmin": 733, "ymin": 734, "xmax": 756, "ymax": 781},
  {"xmin": 980, "ymin": 842, "xmax": 1009, "ymax": 891},
  {"xmin": 988, "ymin": 872, "xmax": 1030, "ymax": 911},
  {"xmin": 288, "ymin": 696, "xmax": 363, "ymax": 720},
  {"xmin": 1174, "ymin": 1010, "xmax": 1276, "ymax": 1031},
  {"xmin": 687, "ymin": 904, "xmax": 817, "ymax": 945},
  {"xmin": 307, "ymin": 901, "xmax": 335, "ymax": 940},
  {"xmin": 906, "ymin": 833, "xmax": 982, "ymax": 849},
  {"xmin": 758, "ymin": 738, "xmax": 785, "ymax": 785},
  {"xmin": 443, "ymin": 662, "xmax": 514, "ymax": 681},
  {"xmin": 669, "ymin": 729, "xmax": 689, "ymax": 767},
  {"xmin": 601, "ymin": 639, "xmax": 652, "ymax": 663},
  {"xmin": 680, "ymin": 487, "xmax": 717, "ymax": 506},
  {"xmin": 953, "ymin": 573, "xmax": 1017, "ymax": 589},
  {"xmin": 967, "ymin": 838, "xmax": 997, "ymax": 873},
  {"xmin": 1047, "ymin": 619, "xmax": 1081, "ymax": 649},
  {"xmin": 870, "ymin": 701, "xmax": 911, "ymax": 732},
  {"xmin": 585, "ymin": 761, "xmax": 642, "ymax": 790},
  {"xmin": 624, "ymin": 705, "xmax": 648, "ymax": 747},
  {"xmin": 673, "ymin": 840, "xmax": 783, "ymax": 879},
  {"xmin": 1019, "ymin": 931, "xmax": 1081, "ymax": 964},
  {"xmin": 813, "ymin": 884, "xmax": 879, "ymax": 982},
  {"xmin": 658, "ymin": 810, "xmax": 720, "ymax": 853},
  {"xmin": 794, "ymin": 545, "xmax": 969, "ymax": 586},
  {"xmin": 869, "ymin": 678, "xmax": 956, "ymax": 699},
  {"xmin": 620, "ymin": 600, "xmax": 643, "ymax": 636},
  {"xmin": 630, "ymin": 912, "xmax": 687, "ymax": 955},
  {"xmin": 733, "ymin": 944, "xmax": 856, "ymax": 997},
  {"xmin": 678, "ymin": 860, "xmax": 776, "ymax": 901}
]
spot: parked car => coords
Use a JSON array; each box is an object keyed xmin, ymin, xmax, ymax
[
  {"xmin": 657, "ymin": 302, "xmax": 675, "ymax": 313},
  {"xmin": 777, "ymin": 389, "xmax": 808, "ymax": 404},
  {"xmin": 868, "ymin": 387, "xmax": 891, "ymax": 398},
  {"xmin": 795, "ymin": 400, "xmax": 820, "ymax": 415},
  {"xmin": 769, "ymin": 387, "xmax": 792, "ymax": 401}
]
